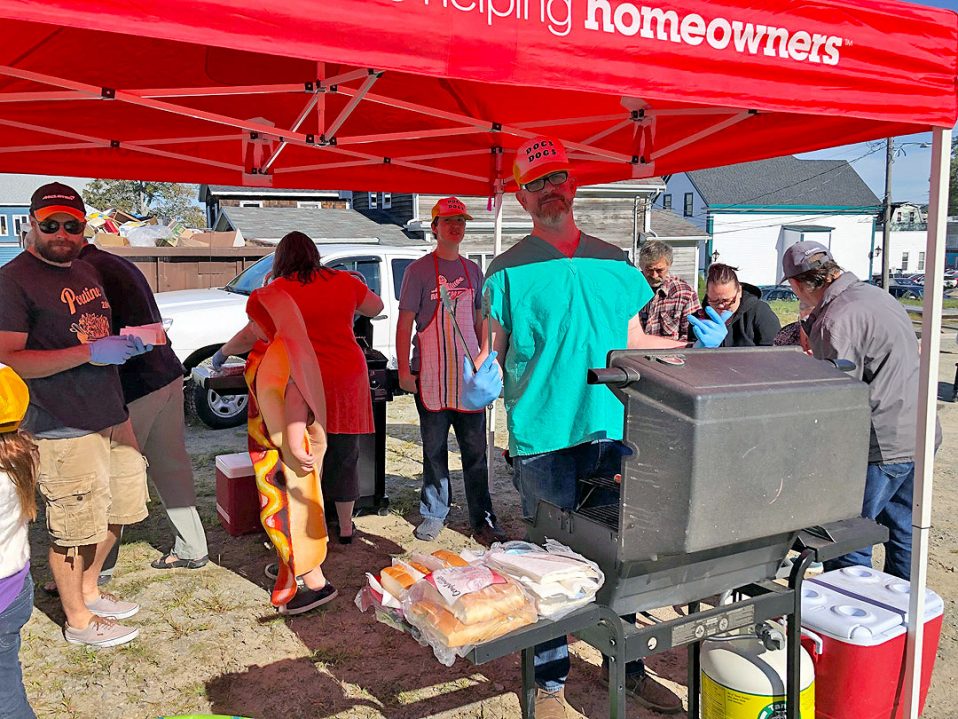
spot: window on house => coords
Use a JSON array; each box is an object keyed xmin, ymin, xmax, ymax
[
  {"xmin": 368, "ymin": 192, "xmax": 378, "ymax": 209},
  {"xmin": 239, "ymin": 201, "xmax": 262, "ymax": 208},
  {"xmin": 684, "ymin": 193, "xmax": 693, "ymax": 217},
  {"xmin": 382, "ymin": 193, "xmax": 392, "ymax": 210},
  {"xmin": 13, "ymin": 215, "xmax": 29, "ymax": 237},
  {"xmin": 0, "ymin": 216, "xmax": 7, "ymax": 236},
  {"xmin": 901, "ymin": 252, "xmax": 909, "ymax": 272},
  {"xmin": 297, "ymin": 201, "xmax": 321, "ymax": 208},
  {"xmin": 918, "ymin": 252, "xmax": 925, "ymax": 272},
  {"xmin": 908, "ymin": 211, "xmax": 916, "ymax": 223},
  {"xmin": 662, "ymin": 194, "xmax": 672, "ymax": 210}
]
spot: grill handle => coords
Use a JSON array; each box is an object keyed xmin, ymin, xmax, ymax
[{"xmin": 587, "ymin": 366, "xmax": 641, "ymax": 386}]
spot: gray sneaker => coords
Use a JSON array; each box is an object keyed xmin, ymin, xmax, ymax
[
  {"xmin": 85, "ymin": 592, "xmax": 139, "ymax": 620},
  {"xmin": 414, "ymin": 517, "xmax": 445, "ymax": 541},
  {"xmin": 64, "ymin": 616, "xmax": 139, "ymax": 647}
]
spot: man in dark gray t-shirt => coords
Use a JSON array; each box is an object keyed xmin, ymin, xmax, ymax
[
  {"xmin": 0, "ymin": 182, "xmax": 149, "ymax": 648},
  {"xmin": 783, "ymin": 240, "xmax": 940, "ymax": 580}
]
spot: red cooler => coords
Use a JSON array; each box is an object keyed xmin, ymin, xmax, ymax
[
  {"xmin": 800, "ymin": 567, "xmax": 943, "ymax": 719},
  {"xmin": 215, "ymin": 452, "xmax": 263, "ymax": 536}
]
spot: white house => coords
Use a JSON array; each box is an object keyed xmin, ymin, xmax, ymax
[{"xmin": 656, "ymin": 156, "xmax": 881, "ymax": 285}]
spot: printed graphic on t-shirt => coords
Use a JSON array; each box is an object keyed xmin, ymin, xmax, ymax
[
  {"xmin": 70, "ymin": 313, "xmax": 110, "ymax": 343},
  {"xmin": 60, "ymin": 285, "xmax": 111, "ymax": 343},
  {"xmin": 429, "ymin": 274, "xmax": 470, "ymax": 301}
]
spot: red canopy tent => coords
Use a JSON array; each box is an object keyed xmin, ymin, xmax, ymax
[{"xmin": 0, "ymin": 1, "xmax": 954, "ymax": 716}]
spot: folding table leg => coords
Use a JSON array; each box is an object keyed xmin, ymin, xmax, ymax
[
  {"xmin": 607, "ymin": 650, "xmax": 627, "ymax": 719},
  {"xmin": 687, "ymin": 601, "xmax": 701, "ymax": 718},
  {"xmin": 521, "ymin": 646, "xmax": 535, "ymax": 719}
]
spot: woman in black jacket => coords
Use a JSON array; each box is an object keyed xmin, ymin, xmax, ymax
[{"xmin": 692, "ymin": 263, "xmax": 781, "ymax": 347}]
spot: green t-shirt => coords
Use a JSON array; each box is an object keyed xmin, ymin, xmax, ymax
[{"xmin": 484, "ymin": 234, "xmax": 653, "ymax": 456}]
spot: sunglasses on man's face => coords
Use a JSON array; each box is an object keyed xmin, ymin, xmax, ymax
[
  {"xmin": 37, "ymin": 219, "xmax": 86, "ymax": 235},
  {"xmin": 523, "ymin": 170, "xmax": 569, "ymax": 193}
]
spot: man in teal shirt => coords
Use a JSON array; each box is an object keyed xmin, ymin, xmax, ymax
[{"xmin": 465, "ymin": 136, "xmax": 728, "ymax": 718}]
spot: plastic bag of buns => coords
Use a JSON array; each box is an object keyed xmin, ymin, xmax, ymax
[{"xmin": 402, "ymin": 565, "xmax": 537, "ymax": 665}]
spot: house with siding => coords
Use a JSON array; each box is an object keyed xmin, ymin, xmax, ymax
[
  {"xmin": 656, "ymin": 156, "xmax": 881, "ymax": 285},
  {"xmin": 198, "ymin": 185, "xmax": 354, "ymax": 228},
  {"xmin": 0, "ymin": 174, "xmax": 92, "ymax": 266},
  {"xmin": 355, "ymin": 181, "xmax": 708, "ymax": 286}
]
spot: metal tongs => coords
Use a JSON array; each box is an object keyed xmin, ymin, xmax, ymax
[{"xmin": 438, "ymin": 284, "xmax": 478, "ymax": 373}]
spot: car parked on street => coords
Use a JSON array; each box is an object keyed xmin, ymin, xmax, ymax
[
  {"xmin": 156, "ymin": 242, "xmax": 428, "ymax": 428},
  {"xmin": 759, "ymin": 284, "xmax": 798, "ymax": 302}
]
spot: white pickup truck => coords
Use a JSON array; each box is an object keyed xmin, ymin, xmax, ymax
[{"xmin": 155, "ymin": 242, "xmax": 428, "ymax": 428}]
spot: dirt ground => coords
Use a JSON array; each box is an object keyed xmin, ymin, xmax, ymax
[{"xmin": 18, "ymin": 338, "xmax": 958, "ymax": 719}]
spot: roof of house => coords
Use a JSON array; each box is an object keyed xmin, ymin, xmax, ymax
[
  {"xmin": 200, "ymin": 184, "xmax": 350, "ymax": 200},
  {"xmin": 687, "ymin": 156, "xmax": 880, "ymax": 208},
  {"xmin": 215, "ymin": 206, "xmax": 425, "ymax": 245},
  {"xmin": 0, "ymin": 174, "xmax": 93, "ymax": 205},
  {"xmin": 650, "ymin": 208, "xmax": 708, "ymax": 238}
]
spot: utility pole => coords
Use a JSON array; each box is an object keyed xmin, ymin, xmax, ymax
[{"xmin": 881, "ymin": 138, "xmax": 894, "ymax": 292}]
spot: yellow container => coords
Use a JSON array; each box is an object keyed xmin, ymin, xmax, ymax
[{"xmin": 701, "ymin": 626, "xmax": 814, "ymax": 719}]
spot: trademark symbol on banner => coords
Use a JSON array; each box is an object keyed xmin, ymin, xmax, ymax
[{"xmin": 844, "ymin": 39, "xmax": 853, "ymax": 47}]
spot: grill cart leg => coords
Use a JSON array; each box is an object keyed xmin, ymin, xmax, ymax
[
  {"xmin": 521, "ymin": 646, "xmax": 535, "ymax": 719},
  {"xmin": 687, "ymin": 601, "xmax": 701, "ymax": 718},
  {"xmin": 787, "ymin": 549, "xmax": 814, "ymax": 719}
]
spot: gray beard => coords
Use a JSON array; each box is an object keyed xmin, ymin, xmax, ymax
[{"xmin": 532, "ymin": 195, "xmax": 571, "ymax": 225}]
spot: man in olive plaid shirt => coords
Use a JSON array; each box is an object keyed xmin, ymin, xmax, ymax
[{"xmin": 638, "ymin": 240, "xmax": 701, "ymax": 340}]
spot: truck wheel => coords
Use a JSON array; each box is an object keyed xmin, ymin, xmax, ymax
[
  {"xmin": 192, "ymin": 383, "xmax": 248, "ymax": 429},
  {"xmin": 189, "ymin": 356, "xmax": 248, "ymax": 429}
]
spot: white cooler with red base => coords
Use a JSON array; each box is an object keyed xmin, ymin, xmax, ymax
[{"xmin": 800, "ymin": 567, "xmax": 943, "ymax": 719}]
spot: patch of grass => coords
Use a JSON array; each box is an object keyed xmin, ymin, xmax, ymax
[
  {"xmin": 63, "ymin": 645, "xmax": 115, "ymax": 675},
  {"xmin": 387, "ymin": 485, "xmax": 419, "ymax": 517},
  {"xmin": 117, "ymin": 640, "xmax": 161, "ymax": 666},
  {"xmin": 309, "ymin": 645, "xmax": 356, "ymax": 669}
]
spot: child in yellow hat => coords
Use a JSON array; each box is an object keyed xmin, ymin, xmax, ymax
[{"xmin": 0, "ymin": 364, "xmax": 38, "ymax": 718}]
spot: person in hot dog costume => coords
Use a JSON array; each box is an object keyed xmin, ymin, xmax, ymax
[{"xmin": 463, "ymin": 137, "xmax": 730, "ymax": 718}]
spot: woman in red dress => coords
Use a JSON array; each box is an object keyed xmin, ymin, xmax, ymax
[{"xmin": 217, "ymin": 232, "xmax": 383, "ymax": 614}]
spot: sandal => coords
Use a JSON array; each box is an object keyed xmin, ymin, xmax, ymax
[{"xmin": 150, "ymin": 552, "xmax": 209, "ymax": 570}]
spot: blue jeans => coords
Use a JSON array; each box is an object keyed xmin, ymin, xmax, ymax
[
  {"xmin": 0, "ymin": 572, "xmax": 37, "ymax": 719},
  {"xmin": 825, "ymin": 461, "xmax": 914, "ymax": 580},
  {"xmin": 415, "ymin": 394, "xmax": 496, "ymax": 528},
  {"xmin": 513, "ymin": 440, "xmax": 644, "ymax": 691}
]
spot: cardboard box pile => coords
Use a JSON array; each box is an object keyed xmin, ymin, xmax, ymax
[{"xmin": 88, "ymin": 209, "xmax": 243, "ymax": 249}]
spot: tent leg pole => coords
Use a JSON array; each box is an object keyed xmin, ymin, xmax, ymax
[
  {"xmin": 904, "ymin": 126, "xmax": 950, "ymax": 719},
  {"xmin": 488, "ymin": 189, "xmax": 504, "ymax": 494}
]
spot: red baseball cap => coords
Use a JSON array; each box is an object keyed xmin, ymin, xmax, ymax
[
  {"xmin": 513, "ymin": 136, "xmax": 571, "ymax": 187},
  {"xmin": 431, "ymin": 196, "xmax": 473, "ymax": 220},
  {"xmin": 30, "ymin": 182, "xmax": 87, "ymax": 222}
]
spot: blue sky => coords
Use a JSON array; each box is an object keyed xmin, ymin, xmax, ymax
[{"xmin": 797, "ymin": 0, "xmax": 958, "ymax": 204}]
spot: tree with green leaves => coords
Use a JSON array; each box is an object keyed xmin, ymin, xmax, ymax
[{"xmin": 82, "ymin": 180, "xmax": 206, "ymax": 228}]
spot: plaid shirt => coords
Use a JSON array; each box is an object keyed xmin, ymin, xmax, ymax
[{"xmin": 640, "ymin": 274, "xmax": 701, "ymax": 340}]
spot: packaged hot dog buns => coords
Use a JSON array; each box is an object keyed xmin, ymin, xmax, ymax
[
  {"xmin": 379, "ymin": 565, "xmax": 417, "ymax": 599},
  {"xmin": 431, "ymin": 549, "xmax": 469, "ymax": 568},
  {"xmin": 405, "ymin": 598, "xmax": 536, "ymax": 648},
  {"xmin": 401, "ymin": 564, "xmax": 537, "ymax": 665}
]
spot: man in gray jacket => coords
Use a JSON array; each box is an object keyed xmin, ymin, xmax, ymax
[{"xmin": 782, "ymin": 241, "xmax": 939, "ymax": 580}]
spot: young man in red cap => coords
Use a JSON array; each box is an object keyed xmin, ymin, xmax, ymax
[
  {"xmin": 0, "ymin": 182, "xmax": 151, "ymax": 648},
  {"xmin": 463, "ymin": 138, "xmax": 730, "ymax": 717},
  {"xmin": 396, "ymin": 197, "xmax": 504, "ymax": 543}
]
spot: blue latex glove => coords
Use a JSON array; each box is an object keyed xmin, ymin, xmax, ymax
[
  {"xmin": 124, "ymin": 335, "xmax": 153, "ymax": 357},
  {"xmin": 687, "ymin": 307, "xmax": 733, "ymax": 348},
  {"xmin": 462, "ymin": 351, "xmax": 502, "ymax": 410},
  {"xmin": 210, "ymin": 349, "xmax": 228, "ymax": 372},
  {"xmin": 89, "ymin": 336, "xmax": 138, "ymax": 366}
]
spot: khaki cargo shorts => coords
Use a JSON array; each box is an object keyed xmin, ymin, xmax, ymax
[{"xmin": 36, "ymin": 420, "xmax": 149, "ymax": 547}]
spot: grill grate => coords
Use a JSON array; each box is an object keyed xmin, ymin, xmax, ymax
[
  {"xmin": 578, "ymin": 504, "xmax": 620, "ymax": 531},
  {"xmin": 580, "ymin": 475, "xmax": 620, "ymax": 492}
]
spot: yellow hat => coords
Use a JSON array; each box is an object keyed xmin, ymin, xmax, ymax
[{"xmin": 0, "ymin": 364, "xmax": 29, "ymax": 433}]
